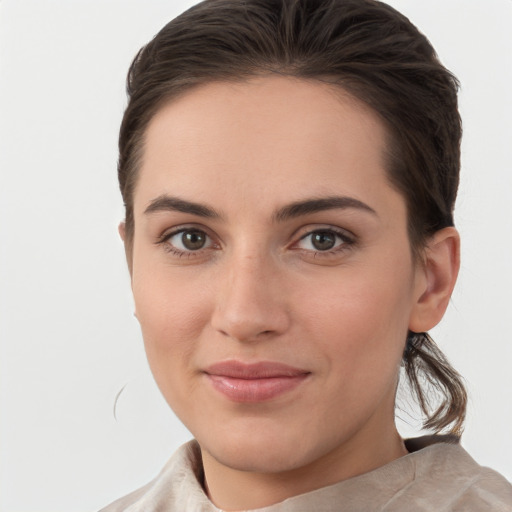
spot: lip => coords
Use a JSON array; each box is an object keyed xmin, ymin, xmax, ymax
[{"xmin": 203, "ymin": 361, "xmax": 310, "ymax": 403}]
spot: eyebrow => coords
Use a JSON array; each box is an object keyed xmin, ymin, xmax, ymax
[
  {"xmin": 144, "ymin": 195, "xmax": 222, "ymax": 218},
  {"xmin": 272, "ymin": 196, "xmax": 377, "ymax": 222},
  {"xmin": 143, "ymin": 194, "xmax": 377, "ymax": 221}
]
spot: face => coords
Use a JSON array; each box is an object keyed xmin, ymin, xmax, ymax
[{"xmin": 129, "ymin": 76, "xmax": 426, "ymax": 476}]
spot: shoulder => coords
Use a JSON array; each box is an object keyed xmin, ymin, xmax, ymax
[
  {"xmin": 98, "ymin": 480, "xmax": 154, "ymax": 512},
  {"xmin": 388, "ymin": 436, "xmax": 512, "ymax": 511},
  {"xmin": 98, "ymin": 440, "xmax": 215, "ymax": 512}
]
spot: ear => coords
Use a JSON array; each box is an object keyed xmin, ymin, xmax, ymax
[
  {"xmin": 118, "ymin": 221, "xmax": 126, "ymax": 242},
  {"xmin": 409, "ymin": 227, "xmax": 460, "ymax": 333},
  {"xmin": 118, "ymin": 221, "xmax": 137, "ymax": 319},
  {"xmin": 118, "ymin": 220, "xmax": 134, "ymax": 278}
]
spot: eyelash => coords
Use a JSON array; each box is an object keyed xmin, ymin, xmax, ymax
[
  {"xmin": 294, "ymin": 227, "xmax": 355, "ymax": 257},
  {"xmin": 156, "ymin": 227, "xmax": 217, "ymax": 258},
  {"xmin": 156, "ymin": 226, "xmax": 355, "ymax": 259}
]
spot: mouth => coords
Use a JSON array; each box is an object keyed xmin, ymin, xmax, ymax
[{"xmin": 203, "ymin": 360, "xmax": 311, "ymax": 403}]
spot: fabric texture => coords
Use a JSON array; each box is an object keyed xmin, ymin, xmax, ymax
[{"xmin": 100, "ymin": 436, "xmax": 512, "ymax": 511}]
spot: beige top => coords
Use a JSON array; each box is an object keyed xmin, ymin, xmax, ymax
[{"xmin": 100, "ymin": 436, "xmax": 512, "ymax": 511}]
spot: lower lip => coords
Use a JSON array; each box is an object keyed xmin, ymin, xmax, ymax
[{"xmin": 206, "ymin": 374, "xmax": 309, "ymax": 402}]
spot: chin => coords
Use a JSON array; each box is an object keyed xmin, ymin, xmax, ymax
[
  {"xmin": 207, "ymin": 443, "xmax": 308, "ymax": 474},
  {"xmin": 197, "ymin": 421, "xmax": 332, "ymax": 474}
]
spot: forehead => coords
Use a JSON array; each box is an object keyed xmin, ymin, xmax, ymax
[{"xmin": 135, "ymin": 76, "xmax": 402, "ymax": 219}]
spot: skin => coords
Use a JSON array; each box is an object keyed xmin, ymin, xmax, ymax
[{"xmin": 120, "ymin": 76, "xmax": 459, "ymax": 511}]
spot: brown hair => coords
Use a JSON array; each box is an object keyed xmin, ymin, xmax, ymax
[{"xmin": 118, "ymin": 0, "xmax": 466, "ymax": 434}]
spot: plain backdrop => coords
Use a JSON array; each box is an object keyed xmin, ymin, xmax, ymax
[{"xmin": 0, "ymin": 1, "xmax": 511, "ymax": 510}]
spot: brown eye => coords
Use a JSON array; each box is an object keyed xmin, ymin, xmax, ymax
[
  {"xmin": 162, "ymin": 228, "xmax": 213, "ymax": 254},
  {"xmin": 295, "ymin": 228, "xmax": 352, "ymax": 254},
  {"xmin": 311, "ymin": 231, "xmax": 336, "ymax": 251},
  {"xmin": 181, "ymin": 230, "xmax": 207, "ymax": 250}
]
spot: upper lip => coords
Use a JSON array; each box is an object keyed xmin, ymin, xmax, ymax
[{"xmin": 204, "ymin": 360, "xmax": 310, "ymax": 379}]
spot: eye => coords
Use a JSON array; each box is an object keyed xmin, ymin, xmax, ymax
[
  {"xmin": 296, "ymin": 229, "xmax": 351, "ymax": 252},
  {"xmin": 160, "ymin": 228, "xmax": 214, "ymax": 254}
]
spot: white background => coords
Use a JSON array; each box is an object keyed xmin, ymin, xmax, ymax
[{"xmin": 0, "ymin": 1, "xmax": 511, "ymax": 510}]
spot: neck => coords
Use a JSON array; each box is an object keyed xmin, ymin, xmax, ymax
[{"xmin": 201, "ymin": 422, "xmax": 407, "ymax": 511}]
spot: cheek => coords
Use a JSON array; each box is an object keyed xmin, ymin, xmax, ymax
[
  {"xmin": 302, "ymin": 259, "xmax": 414, "ymax": 380},
  {"xmin": 132, "ymin": 266, "xmax": 211, "ymax": 385}
]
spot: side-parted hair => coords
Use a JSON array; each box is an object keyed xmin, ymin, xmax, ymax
[{"xmin": 118, "ymin": 0, "xmax": 467, "ymax": 434}]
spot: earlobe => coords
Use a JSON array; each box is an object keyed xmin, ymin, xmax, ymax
[
  {"xmin": 409, "ymin": 227, "xmax": 460, "ymax": 333},
  {"xmin": 118, "ymin": 221, "xmax": 126, "ymax": 241},
  {"xmin": 118, "ymin": 220, "xmax": 134, "ymax": 277}
]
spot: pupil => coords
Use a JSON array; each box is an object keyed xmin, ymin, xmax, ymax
[
  {"xmin": 182, "ymin": 230, "xmax": 206, "ymax": 250},
  {"xmin": 312, "ymin": 231, "xmax": 335, "ymax": 251}
]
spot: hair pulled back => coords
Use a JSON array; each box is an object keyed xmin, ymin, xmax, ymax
[{"xmin": 118, "ymin": 0, "xmax": 466, "ymax": 434}]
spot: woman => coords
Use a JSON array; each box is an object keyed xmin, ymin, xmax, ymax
[{"xmin": 101, "ymin": 0, "xmax": 512, "ymax": 510}]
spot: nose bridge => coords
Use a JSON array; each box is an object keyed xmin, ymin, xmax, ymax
[{"xmin": 211, "ymin": 246, "xmax": 289, "ymax": 342}]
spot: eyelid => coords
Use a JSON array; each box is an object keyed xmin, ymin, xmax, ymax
[
  {"xmin": 292, "ymin": 224, "xmax": 355, "ymax": 244},
  {"xmin": 156, "ymin": 224, "xmax": 221, "ymax": 257},
  {"xmin": 157, "ymin": 223, "xmax": 214, "ymax": 243},
  {"xmin": 289, "ymin": 225, "xmax": 356, "ymax": 256}
]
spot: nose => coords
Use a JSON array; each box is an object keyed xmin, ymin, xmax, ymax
[{"xmin": 210, "ymin": 252, "xmax": 291, "ymax": 343}]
